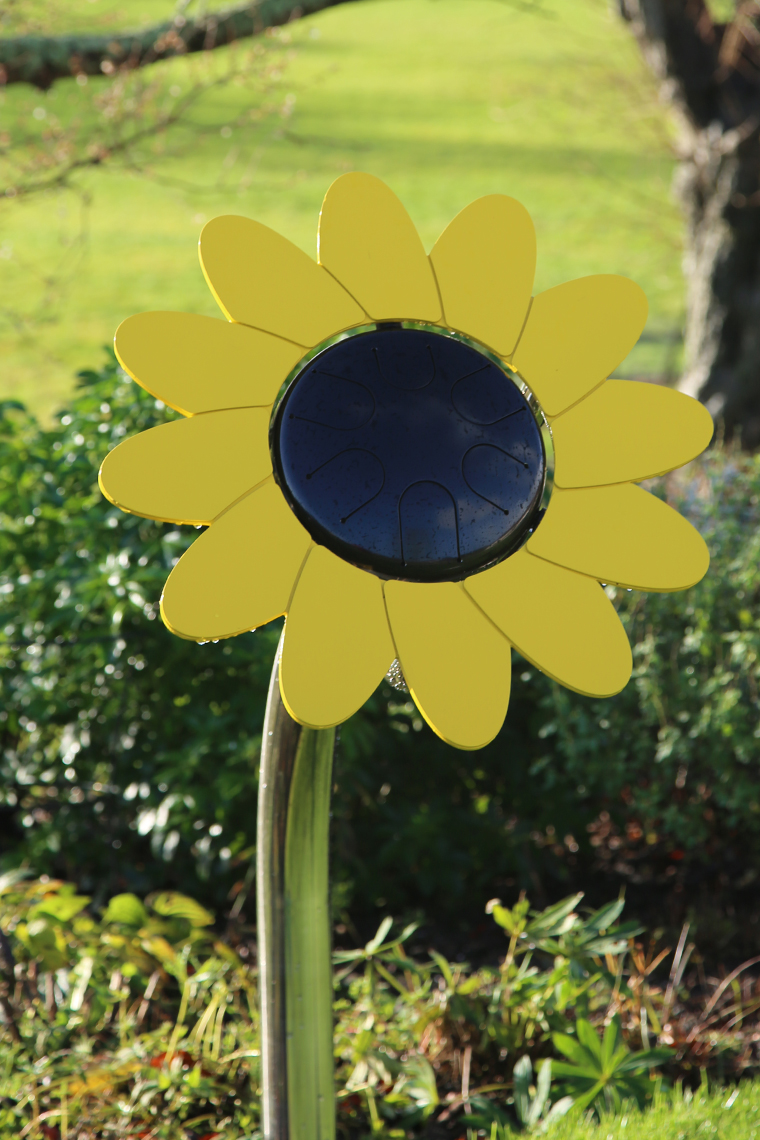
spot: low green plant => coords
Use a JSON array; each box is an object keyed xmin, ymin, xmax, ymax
[
  {"xmin": 0, "ymin": 876, "xmax": 680, "ymax": 1138},
  {"xmin": 551, "ymin": 1017, "xmax": 672, "ymax": 1112},
  {"xmin": 513, "ymin": 1057, "xmax": 574, "ymax": 1133},
  {"xmin": 332, "ymin": 893, "xmax": 663, "ymax": 1135},
  {"xmin": 479, "ymin": 893, "xmax": 642, "ymax": 1059},
  {"xmin": 0, "ymin": 870, "xmax": 261, "ymax": 1138},
  {"xmin": 470, "ymin": 1057, "xmax": 574, "ymax": 1135}
]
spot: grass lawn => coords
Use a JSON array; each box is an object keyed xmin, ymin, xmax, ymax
[
  {"xmin": 547, "ymin": 1081, "xmax": 760, "ymax": 1139},
  {"xmin": 0, "ymin": 0, "xmax": 682, "ymax": 419}
]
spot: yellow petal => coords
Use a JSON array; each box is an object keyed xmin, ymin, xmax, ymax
[
  {"xmin": 527, "ymin": 484, "xmax": 709, "ymax": 591},
  {"xmin": 512, "ymin": 276, "xmax": 648, "ymax": 417},
  {"xmin": 160, "ymin": 479, "xmax": 311, "ymax": 640},
  {"xmin": 99, "ymin": 408, "xmax": 272, "ymax": 525},
  {"xmin": 465, "ymin": 548, "xmax": 631, "ymax": 696},
  {"xmin": 280, "ymin": 546, "xmax": 395, "ymax": 728},
  {"xmin": 115, "ymin": 312, "xmax": 304, "ymax": 415},
  {"xmin": 199, "ymin": 215, "xmax": 365, "ymax": 347},
  {"xmin": 552, "ymin": 380, "xmax": 713, "ymax": 488},
  {"xmin": 318, "ymin": 173, "xmax": 441, "ymax": 323},
  {"xmin": 429, "ymin": 195, "xmax": 535, "ymax": 356},
  {"xmin": 384, "ymin": 580, "xmax": 511, "ymax": 750}
]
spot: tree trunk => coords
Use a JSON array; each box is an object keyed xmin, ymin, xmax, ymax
[
  {"xmin": 677, "ymin": 130, "xmax": 760, "ymax": 447},
  {"xmin": 619, "ymin": 0, "xmax": 760, "ymax": 447}
]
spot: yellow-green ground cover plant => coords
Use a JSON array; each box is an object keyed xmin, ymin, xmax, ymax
[
  {"xmin": 1, "ymin": 870, "xmax": 756, "ymax": 1139},
  {"xmin": 1, "ymin": 355, "xmax": 760, "ymax": 956}
]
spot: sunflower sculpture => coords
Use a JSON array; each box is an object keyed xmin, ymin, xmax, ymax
[{"xmin": 100, "ymin": 174, "xmax": 712, "ymax": 750}]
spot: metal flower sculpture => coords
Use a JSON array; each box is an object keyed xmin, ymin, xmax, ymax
[
  {"xmin": 98, "ymin": 174, "xmax": 712, "ymax": 1140},
  {"xmin": 100, "ymin": 173, "xmax": 711, "ymax": 750}
]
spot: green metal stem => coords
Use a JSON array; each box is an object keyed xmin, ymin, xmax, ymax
[{"xmin": 257, "ymin": 634, "xmax": 336, "ymax": 1140}]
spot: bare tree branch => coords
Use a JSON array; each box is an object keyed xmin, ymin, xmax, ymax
[
  {"xmin": 3, "ymin": 75, "xmax": 225, "ymax": 198},
  {"xmin": 0, "ymin": 0, "xmax": 361, "ymax": 90}
]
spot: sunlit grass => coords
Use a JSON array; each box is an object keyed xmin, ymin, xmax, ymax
[
  {"xmin": 0, "ymin": 0, "xmax": 682, "ymax": 419},
  {"xmin": 549, "ymin": 1081, "xmax": 760, "ymax": 1139}
]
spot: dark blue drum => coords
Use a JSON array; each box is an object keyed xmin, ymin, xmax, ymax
[{"xmin": 271, "ymin": 326, "xmax": 545, "ymax": 582}]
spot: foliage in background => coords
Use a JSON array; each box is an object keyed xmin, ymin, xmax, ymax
[
  {"xmin": 3, "ymin": 354, "xmax": 760, "ymax": 953},
  {"xmin": 0, "ymin": 350, "xmax": 551, "ymax": 918},
  {"xmin": 0, "ymin": 356, "xmax": 281, "ymax": 908},
  {"xmin": 0, "ymin": 876, "xmax": 701, "ymax": 1139},
  {"xmin": 538, "ymin": 455, "xmax": 760, "ymax": 946}
]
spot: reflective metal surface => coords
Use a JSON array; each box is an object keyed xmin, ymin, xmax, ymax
[{"xmin": 257, "ymin": 635, "xmax": 336, "ymax": 1140}]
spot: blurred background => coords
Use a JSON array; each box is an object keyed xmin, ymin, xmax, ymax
[{"xmin": 0, "ymin": 0, "xmax": 682, "ymax": 417}]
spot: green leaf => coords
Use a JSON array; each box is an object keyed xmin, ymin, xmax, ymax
[
  {"xmin": 103, "ymin": 893, "xmax": 148, "ymax": 927},
  {"xmin": 512, "ymin": 1054, "xmax": 532, "ymax": 1125},
  {"xmin": 377, "ymin": 952, "xmax": 423, "ymax": 974},
  {"xmin": 526, "ymin": 893, "xmax": 583, "ymax": 938},
  {"xmin": 577, "ymin": 1018, "xmax": 603, "ymax": 1063},
  {"xmin": 332, "ymin": 948, "xmax": 364, "ymax": 964},
  {"xmin": 583, "ymin": 936, "xmax": 631, "ymax": 955},
  {"xmin": 396, "ymin": 922, "xmax": 419, "ymax": 944},
  {"xmin": 545, "ymin": 1094, "xmax": 575, "ymax": 1124},
  {"xmin": 571, "ymin": 1080, "xmax": 607, "ymax": 1112},
  {"xmin": 552, "ymin": 1032, "xmax": 596, "ymax": 1069},
  {"xmin": 457, "ymin": 972, "xmax": 487, "ymax": 995},
  {"xmin": 400, "ymin": 1055, "xmax": 438, "ymax": 1114},
  {"xmin": 607, "ymin": 921, "xmax": 645, "ymax": 939},
  {"xmin": 365, "ymin": 916, "xmax": 393, "ymax": 953},
  {"xmin": 550, "ymin": 1060, "xmax": 601, "ymax": 1082},
  {"xmin": 149, "ymin": 892, "xmax": 213, "ymax": 927},
  {"xmin": 17, "ymin": 920, "xmax": 68, "ymax": 970},
  {"xmin": 489, "ymin": 895, "xmax": 530, "ymax": 935},
  {"xmin": 616, "ymin": 1048, "xmax": 674, "ymax": 1073},
  {"xmin": 490, "ymin": 904, "xmax": 520, "ymax": 933},
  {"xmin": 467, "ymin": 1099, "xmax": 510, "ymax": 1128},
  {"xmin": 142, "ymin": 935, "xmax": 177, "ymax": 963},
  {"xmin": 429, "ymin": 949, "xmax": 453, "ymax": 985},
  {"xmin": 600, "ymin": 1016, "xmax": 623, "ymax": 1071},
  {"xmin": 529, "ymin": 1057, "xmax": 552, "ymax": 1127},
  {"xmin": 584, "ymin": 899, "xmax": 625, "ymax": 932},
  {"xmin": 29, "ymin": 893, "xmax": 90, "ymax": 923}
]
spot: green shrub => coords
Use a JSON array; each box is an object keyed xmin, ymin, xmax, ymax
[
  {"xmin": 1, "ymin": 354, "xmax": 760, "ymax": 947},
  {"xmin": 0, "ymin": 354, "xmax": 566, "ymax": 920},
  {"xmin": 0, "ymin": 358, "xmax": 277, "ymax": 907},
  {"xmin": 537, "ymin": 455, "xmax": 760, "ymax": 946}
]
